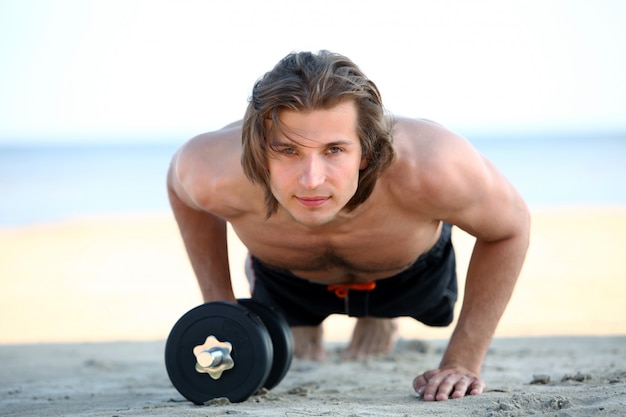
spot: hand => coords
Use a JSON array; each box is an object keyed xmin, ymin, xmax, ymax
[{"xmin": 413, "ymin": 367, "xmax": 484, "ymax": 401}]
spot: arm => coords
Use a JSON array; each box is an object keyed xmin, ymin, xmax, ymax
[
  {"xmin": 437, "ymin": 205, "xmax": 528, "ymax": 390},
  {"xmin": 416, "ymin": 211, "xmax": 529, "ymax": 400},
  {"xmin": 412, "ymin": 132, "xmax": 530, "ymax": 401},
  {"xmin": 166, "ymin": 148, "xmax": 237, "ymax": 303}
]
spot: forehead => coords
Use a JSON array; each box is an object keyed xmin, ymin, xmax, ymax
[{"xmin": 272, "ymin": 101, "xmax": 359, "ymax": 144}]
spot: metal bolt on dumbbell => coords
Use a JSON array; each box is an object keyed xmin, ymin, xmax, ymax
[{"xmin": 193, "ymin": 335, "xmax": 234, "ymax": 379}]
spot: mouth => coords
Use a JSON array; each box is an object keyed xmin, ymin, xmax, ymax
[{"xmin": 295, "ymin": 196, "xmax": 330, "ymax": 208}]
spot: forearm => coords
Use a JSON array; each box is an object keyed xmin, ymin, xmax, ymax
[
  {"xmin": 168, "ymin": 184, "xmax": 236, "ymax": 303},
  {"xmin": 441, "ymin": 232, "xmax": 529, "ymax": 373}
]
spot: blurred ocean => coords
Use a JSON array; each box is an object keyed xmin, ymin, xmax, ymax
[{"xmin": 1, "ymin": 133, "xmax": 625, "ymax": 226}]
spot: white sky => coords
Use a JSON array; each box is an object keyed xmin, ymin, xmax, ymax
[{"xmin": 0, "ymin": 0, "xmax": 625, "ymax": 144}]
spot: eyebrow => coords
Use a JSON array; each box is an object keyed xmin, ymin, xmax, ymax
[{"xmin": 269, "ymin": 139, "xmax": 355, "ymax": 149}]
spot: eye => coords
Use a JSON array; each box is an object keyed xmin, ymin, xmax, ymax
[
  {"xmin": 326, "ymin": 146, "xmax": 343, "ymax": 154},
  {"xmin": 281, "ymin": 147, "xmax": 297, "ymax": 155},
  {"xmin": 272, "ymin": 145, "xmax": 296, "ymax": 155}
]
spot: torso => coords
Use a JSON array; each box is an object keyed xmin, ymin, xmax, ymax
[
  {"xmin": 231, "ymin": 191, "xmax": 442, "ymax": 284},
  {"xmin": 180, "ymin": 117, "xmax": 452, "ymax": 285}
]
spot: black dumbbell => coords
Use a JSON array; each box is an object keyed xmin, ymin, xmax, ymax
[{"xmin": 165, "ymin": 299, "xmax": 294, "ymax": 404}]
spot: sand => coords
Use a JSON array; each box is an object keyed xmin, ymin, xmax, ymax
[
  {"xmin": 1, "ymin": 336, "xmax": 625, "ymax": 416},
  {"xmin": 1, "ymin": 207, "xmax": 626, "ymax": 415}
]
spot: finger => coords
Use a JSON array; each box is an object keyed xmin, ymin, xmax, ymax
[
  {"xmin": 413, "ymin": 374, "xmax": 428, "ymax": 394},
  {"xmin": 434, "ymin": 373, "xmax": 466, "ymax": 401},
  {"xmin": 421, "ymin": 372, "xmax": 447, "ymax": 401},
  {"xmin": 449, "ymin": 375, "xmax": 486, "ymax": 399},
  {"xmin": 423, "ymin": 369, "xmax": 439, "ymax": 380},
  {"xmin": 449, "ymin": 376, "xmax": 471, "ymax": 399},
  {"xmin": 418, "ymin": 370, "xmax": 484, "ymax": 401},
  {"xmin": 468, "ymin": 378, "xmax": 485, "ymax": 396}
]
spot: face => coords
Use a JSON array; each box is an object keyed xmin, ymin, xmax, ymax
[{"xmin": 267, "ymin": 101, "xmax": 367, "ymax": 227}]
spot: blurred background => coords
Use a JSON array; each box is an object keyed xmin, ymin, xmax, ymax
[
  {"xmin": 1, "ymin": 0, "xmax": 625, "ymax": 225},
  {"xmin": 1, "ymin": 0, "xmax": 625, "ymax": 344}
]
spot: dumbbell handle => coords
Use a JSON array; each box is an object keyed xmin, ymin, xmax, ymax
[{"xmin": 193, "ymin": 336, "xmax": 234, "ymax": 379}]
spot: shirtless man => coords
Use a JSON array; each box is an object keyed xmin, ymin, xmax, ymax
[{"xmin": 167, "ymin": 51, "xmax": 530, "ymax": 401}]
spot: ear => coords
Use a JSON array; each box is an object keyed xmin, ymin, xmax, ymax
[{"xmin": 359, "ymin": 156, "xmax": 369, "ymax": 170}]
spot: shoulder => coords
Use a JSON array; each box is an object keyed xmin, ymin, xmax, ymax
[
  {"xmin": 175, "ymin": 122, "xmax": 243, "ymax": 180},
  {"xmin": 168, "ymin": 121, "xmax": 263, "ymax": 216},
  {"xmin": 391, "ymin": 117, "xmax": 474, "ymax": 160},
  {"xmin": 383, "ymin": 117, "xmax": 491, "ymax": 215},
  {"xmin": 383, "ymin": 117, "xmax": 529, "ymax": 239}
]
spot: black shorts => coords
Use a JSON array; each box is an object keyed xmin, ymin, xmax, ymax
[{"xmin": 250, "ymin": 223, "xmax": 457, "ymax": 327}]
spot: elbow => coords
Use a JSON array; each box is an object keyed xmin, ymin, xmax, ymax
[{"xmin": 512, "ymin": 196, "xmax": 531, "ymax": 253}]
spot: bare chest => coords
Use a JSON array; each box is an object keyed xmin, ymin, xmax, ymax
[{"xmin": 232, "ymin": 214, "xmax": 441, "ymax": 284}]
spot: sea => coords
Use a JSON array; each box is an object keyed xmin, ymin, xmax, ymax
[{"xmin": 1, "ymin": 132, "xmax": 625, "ymax": 227}]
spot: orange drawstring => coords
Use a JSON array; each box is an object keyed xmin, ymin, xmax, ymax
[{"xmin": 327, "ymin": 282, "xmax": 377, "ymax": 299}]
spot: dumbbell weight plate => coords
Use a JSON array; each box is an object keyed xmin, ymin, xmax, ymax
[
  {"xmin": 238, "ymin": 299, "xmax": 294, "ymax": 390},
  {"xmin": 165, "ymin": 302, "xmax": 273, "ymax": 404}
]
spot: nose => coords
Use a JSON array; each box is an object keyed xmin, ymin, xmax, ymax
[{"xmin": 299, "ymin": 154, "xmax": 326, "ymax": 189}]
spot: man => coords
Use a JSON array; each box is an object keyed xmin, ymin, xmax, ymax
[{"xmin": 167, "ymin": 50, "xmax": 530, "ymax": 401}]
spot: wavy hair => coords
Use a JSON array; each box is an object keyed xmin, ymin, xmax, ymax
[{"xmin": 241, "ymin": 50, "xmax": 395, "ymax": 217}]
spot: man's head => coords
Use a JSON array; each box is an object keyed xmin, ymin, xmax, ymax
[{"xmin": 241, "ymin": 50, "xmax": 395, "ymax": 217}]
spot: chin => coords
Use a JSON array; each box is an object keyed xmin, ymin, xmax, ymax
[
  {"xmin": 290, "ymin": 209, "xmax": 338, "ymax": 227},
  {"xmin": 294, "ymin": 216, "xmax": 334, "ymax": 227}
]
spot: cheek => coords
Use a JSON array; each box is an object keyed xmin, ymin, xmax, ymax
[
  {"xmin": 341, "ymin": 164, "xmax": 362, "ymax": 193},
  {"xmin": 267, "ymin": 165, "xmax": 294, "ymax": 195},
  {"xmin": 269, "ymin": 164, "xmax": 292, "ymax": 182}
]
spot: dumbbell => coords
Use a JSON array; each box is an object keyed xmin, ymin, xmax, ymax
[{"xmin": 165, "ymin": 299, "xmax": 294, "ymax": 404}]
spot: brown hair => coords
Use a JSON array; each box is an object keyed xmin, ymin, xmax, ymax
[{"xmin": 241, "ymin": 50, "xmax": 395, "ymax": 217}]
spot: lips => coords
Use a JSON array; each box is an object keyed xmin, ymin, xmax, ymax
[{"xmin": 295, "ymin": 196, "xmax": 330, "ymax": 207}]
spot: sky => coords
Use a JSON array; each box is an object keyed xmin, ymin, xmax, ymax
[{"xmin": 0, "ymin": 0, "xmax": 625, "ymax": 144}]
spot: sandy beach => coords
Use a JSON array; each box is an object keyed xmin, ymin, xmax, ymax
[{"xmin": 1, "ymin": 206, "xmax": 625, "ymax": 415}]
